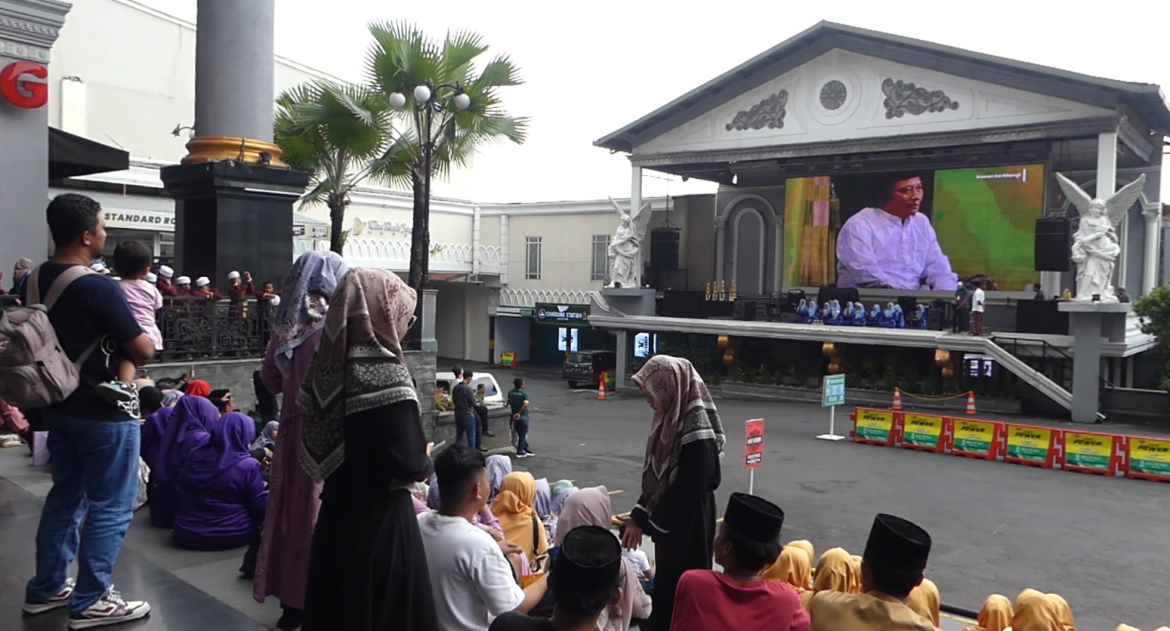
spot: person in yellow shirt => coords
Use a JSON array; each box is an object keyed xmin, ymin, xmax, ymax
[{"xmin": 806, "ymin": 514, "xmax": 937, "ymax": 631}]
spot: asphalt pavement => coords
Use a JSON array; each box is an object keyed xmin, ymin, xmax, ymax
[{"xmin": 501, "ymin": 366, "xmax": 1170, "ymax": 631}]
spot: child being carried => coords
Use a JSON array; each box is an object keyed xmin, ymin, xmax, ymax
[{"xmin": 98, "ymin": 240, "xmax": 163, "ymax": 402}]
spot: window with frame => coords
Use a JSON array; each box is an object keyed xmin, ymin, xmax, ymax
[
  {"xmin": 525, "ymin": 236, "xmax": 542, "ymax": 280},
  {"xmin": 591, "ymin": 235, "xmax": 610, "ymax": 281}
]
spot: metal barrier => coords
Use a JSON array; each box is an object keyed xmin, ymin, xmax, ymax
[{"xmin": 157, "ymin": 297, "xmax": 276, "ymax": 361}]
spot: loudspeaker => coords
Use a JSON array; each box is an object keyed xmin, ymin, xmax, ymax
[
  {"xmin": 650, "ymin": 228, "xmax": 680, "ymax": 270},
  {"xmin": 734, "ymin": 300, "xmax": 757, "ymax": 321},
  {"xmin": 661, "ymin": 289, "xmax": 705, "ymax": 319},
  {"xmin": 1034, "ymin": 218, "xmax": 1071, "ymax": 272}
]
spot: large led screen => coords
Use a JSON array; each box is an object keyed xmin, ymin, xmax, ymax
[{"xmin": 782, "ymin": 164, "xmax": 1045, "ymax": 291}]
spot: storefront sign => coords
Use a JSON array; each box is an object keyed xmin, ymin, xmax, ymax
[
  {"xmin": 1064, "ymin": 432, "xmax": 1114, "ymax": 471},
  {"xmin": 352, "ymin": 216, "xmax": 411, "ymax": 237},
  {"xmin": 744, "ymin": 419, "xmax": 764, "ymax": 469},
  {"xmin": 952, "ymin": 420, "xmax": 996, "ymax": 456},
  {"xmin": 854, "ymin": 409, "xmax": 893, "ymax": 443},
  {"xmin": 534, "ymin": 303, "xmax": 588, "ymax": 326},
  {"xmin": 1006, "ymin": 425, "xmax": 1052, "ymax": 464},
  {"xmin": 1128, "ymin": 437, "xmax": 1170, "ymax": 478},
  {"xmin": 103, "ymin": 209, "xmax": 175, "ymax": 232},
  {"xmin": 902, "ymin": 414, "xmax": 944, "ymax": 450},
  {"xmin": 0, "ymin": 61, "xmax": 47, "ymax": 109}
]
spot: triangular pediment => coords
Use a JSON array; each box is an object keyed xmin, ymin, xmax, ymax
[{"xmin": 632, "ymin": 48, "xmax": 1116, "ymax": 155}]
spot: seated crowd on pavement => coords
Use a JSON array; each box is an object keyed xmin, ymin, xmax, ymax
[{"xmin": 4, "ymin": 193, "xmax": 1167, "ymax": 631}]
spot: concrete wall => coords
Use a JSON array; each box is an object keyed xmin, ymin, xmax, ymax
[
  {"xmin": 505, "ymin": 211, "xmax": 619, "ymax": 291},
  {"xmin": 494, "ymin": 316, "xmax": 531, "ymax": 364},
  {"xmin": 434, "ymin": 283, "xmax": 496, "ymax": 362}
]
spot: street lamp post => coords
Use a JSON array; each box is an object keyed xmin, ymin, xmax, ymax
[{"xmin": 389, "ymin": 82, "xmax": 471, "ymax": 295}]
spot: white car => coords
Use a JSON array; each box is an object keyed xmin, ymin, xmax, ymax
[{"xmin": 434, "ymin": 371, "xmax": 506, "ymax": 408}]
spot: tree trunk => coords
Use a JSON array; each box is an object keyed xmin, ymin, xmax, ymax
[
  {"xmin": 329, "ymin": 196, "xmax": 346, "ymax": 254},
  {"xmin": 407, "ymin": 166, "xmax": 428, "ymax": 291}
]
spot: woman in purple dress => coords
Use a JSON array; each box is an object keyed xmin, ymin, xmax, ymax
[
  {"xmin": 149, "ymin": 396, "xmax": 221, "ymax": 529},
  {"xmin": 252, "ymin": 251, "xmax": 347, "ymax": 631},
  {"xmin": 173, "ymin": 412, "xmax": 268, "ymax": 550}
]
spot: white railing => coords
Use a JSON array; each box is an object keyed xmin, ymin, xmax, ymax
[
  {"xmin": 292, "ymin": 237, "xmax": 501, "ymax": 275},
  {"xmin": 499, "ymin": 288, "xmax": 592, "ymax": 308}
]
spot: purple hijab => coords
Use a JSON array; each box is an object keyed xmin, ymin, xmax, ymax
[
  {"xmin": 180, "ymin": 412, "xmax": 256, "ymax": 491},
  {"xmin": 271, "ymin": 251, "xmax": 348, "ymax": 379},
  {"xmin": 159, "ymin": 396, "xmax": 221, "ymax": 483},
  {"xmin": 141, "ymin": 406, "xmax": 176, "ymax": 473}
]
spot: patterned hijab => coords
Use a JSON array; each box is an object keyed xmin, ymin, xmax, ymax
[
  {"xmin": 298, "ymin": 268, "xmax": 418, "ymax": 482},
  {"xmin": 631, "ymin": 355, "xmax": 725, "ymax": 510},
  {"xmin": 272, "ymin": 251, "xmax": 348, "ymax": 379}
]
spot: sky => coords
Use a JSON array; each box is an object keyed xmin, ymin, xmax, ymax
[{"xmin": 141, "ymin": 0, "xmax": 1170, "ymax": 204}]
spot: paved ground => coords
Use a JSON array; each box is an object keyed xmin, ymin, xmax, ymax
[
  {"xmin": 2, "ymin": 363, "xmax": 1166, "ymax": 629},
  {"xmin": 497, "ymin": 364, "xmax": 1170, "ymax": 631}
]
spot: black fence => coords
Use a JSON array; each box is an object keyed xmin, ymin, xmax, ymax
[
  {"xmin": 0, "ymin": 295, "xmax": 276, "ymax": 361},
  {"xmin": 158, "ymin": 297, "xmax": 276, "ymax": 361}
]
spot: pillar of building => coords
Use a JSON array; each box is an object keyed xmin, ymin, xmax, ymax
[
  {"xmin": 614, "ymin": 330, "xmax": 629, "ymax": 390},
  {"xmin": 1096, "ymin": 131, "xmax": 1121, "ymax": 288},
  {"xmin": 161, "ymin": 0, "xmax": 307, "ymax": 289},
  {"xmin": 630, "ymin": 166, "xmax": 643, "ymax": 286},
  {"xmin": 0, "ymin": 1, "xmax": 70, "ymax": 264},
  {"xmin": 1060, "ymin": 301, "xmax": 1130, "ymax": 423}
]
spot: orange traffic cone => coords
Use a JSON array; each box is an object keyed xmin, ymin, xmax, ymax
[
  {"xmin": 892, "ymin": 388, "xmax": 903, "ymax": 411},
  {"xmin": 597, "ymin": 379, "xmax": 607, "ymax": 401},
  {"xmin": 965, "ymin": 391, "xmax": 977, "ymax": 414}
]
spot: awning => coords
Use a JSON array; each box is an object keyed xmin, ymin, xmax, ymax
[
  {"xmin": 49, "ymin": 187, "xmax": 175, "ymax": 232},
  {"xmin": 49, "ymin": 127, "xmax": 130, "ymax": 180}
]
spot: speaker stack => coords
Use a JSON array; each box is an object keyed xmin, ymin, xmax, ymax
[
  {"xmin": 650, "ymin": 228, "xmax": 680, "ymax": 270},
  {"xmin": 1034, "ymin": 218, "xmax": 1071, "ymax": 272}
]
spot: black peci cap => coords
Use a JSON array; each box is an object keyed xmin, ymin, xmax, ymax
[
  {"xmin": 554, "ymin": 525, "xmax": 622, "ymax": 587},
  {"xmin": 723, "ymin": 492, "xmax": 785, "ymax": 543},
  {"xmin": 862, "ymin": 513, "xmax": 931, "ymax": 574}
]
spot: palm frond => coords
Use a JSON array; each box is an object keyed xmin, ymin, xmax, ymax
[
  {"xmin": 474, "ymin": 55, "xmax": 524, "ymax": 88},
  {"xmin": 439, "ymin": 29, "xmax": 488, "ymax": 83}
]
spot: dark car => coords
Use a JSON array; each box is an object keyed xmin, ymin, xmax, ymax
[{"xmin": 563, "ymin": 350, "xmax": 617, "ymax": 388}]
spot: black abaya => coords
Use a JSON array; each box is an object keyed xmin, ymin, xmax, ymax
[
  {"xmin": 630, "ymin": 439, "xmax": 722, "ymax": 631},
  {"xmin": 302, "ymin": 400, "xmax": 437, "ymax": 631}
]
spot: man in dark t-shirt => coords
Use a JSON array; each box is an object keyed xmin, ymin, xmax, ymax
[
  {"xmin": 21, "ymin": 194, "xmax": 154, "ymax": 627},
  {"xmin": 453, "ymin": 371, "xmax": 479, "ymax": 450}
]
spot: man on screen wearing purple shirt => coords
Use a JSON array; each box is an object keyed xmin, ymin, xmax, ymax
[{"xmin": 835, "ymin": 174, "xmax": 957, "ymax": 291}]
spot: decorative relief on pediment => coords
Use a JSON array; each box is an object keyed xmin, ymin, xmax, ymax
[
  {"xmin": 726, "ymin": 90, "xmax": 788, "ymax": 131},
  {"xmin": 881, "ymin": 78, "xmax": 959, "ymax": 119}
]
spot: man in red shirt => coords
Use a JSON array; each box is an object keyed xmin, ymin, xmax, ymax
[{"xmin": 671, "ymin": 493, "xmax": 809, "ymax": 631}]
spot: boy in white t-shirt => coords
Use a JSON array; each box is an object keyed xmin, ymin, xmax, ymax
[{"xmin": 418, "ymin": 444, "xmax": 548, "ymax": 631}]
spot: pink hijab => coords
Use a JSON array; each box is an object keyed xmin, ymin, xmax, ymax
[
  {"xmin": 556, "ymin": 486, "xmax": 650, "ymax": 631},
  {"xmin": 631, "ymin": 355, "xmax": 725, "ymax": 509}
]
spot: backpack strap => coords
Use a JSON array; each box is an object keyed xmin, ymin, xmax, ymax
[{"xmin": 42, "ymin": 265, "xmax": 96, "ymax": 309}]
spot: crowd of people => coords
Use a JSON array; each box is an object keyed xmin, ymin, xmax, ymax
[{"xmin": 5, "ymin": 192, "xmax": 1166, "ymax": 631}]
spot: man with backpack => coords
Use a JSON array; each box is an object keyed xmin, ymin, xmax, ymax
[{"xmin": 17, "ymin": 194, "xmax": 155, "ymax": 628}]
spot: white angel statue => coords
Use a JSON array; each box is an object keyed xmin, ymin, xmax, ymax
[
  {"xmin": 1055, "ymin": 172, "xmax": 1146, "ymax": 303},
  {"xmin": 607, "ymin": 196, "xmax": 651, "ymax": 288}
]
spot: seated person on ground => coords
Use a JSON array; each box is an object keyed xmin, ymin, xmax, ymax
[
  {"xmin": 490, "ymin": 525, "xmax": 625, "ymax": 631},
  {"xmin": 418, "ymin": 444, "xmax": 548, "ymax": 631},
  {"xmin": 670, "ymin": 492, "xmax": 810, "ymax": 631},
  {"xmin": 173, "ymin": 411, "xmax": 268, "ymax": 551}
]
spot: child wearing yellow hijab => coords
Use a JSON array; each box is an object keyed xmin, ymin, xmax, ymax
[
  {"xmin": 1046, "ymin": 594, "xmax": 1076, "ymax": 631},
  {"xmin": 1010, "ymin": 589, "xmax": 1063, "ymax": 631},
  {"xmin": 799, "ymin": 547, "xmax": 860, "ymax": 607},
  {"xmin": 490, "ymin": 471, "xmax": 550, "ymax": 564},
  {"xmin": 962, "ymin": 594, "xmax": 1012, "ymax": 631},
  {"xmin": 906, "ymin": 577, "xmax": 941, "ymax": 626},
  {"xmin": 759, "ymin": 545, "xmax": 812, "ymax": 591}
]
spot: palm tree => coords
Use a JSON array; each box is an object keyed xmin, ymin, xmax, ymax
[
  {"xmin": 274, "ymin": 80, "xmax": 396, "ymax": 254},
  {"xmin": 364, "ymin": 20, "xmax": 528, "ymax": 292}
]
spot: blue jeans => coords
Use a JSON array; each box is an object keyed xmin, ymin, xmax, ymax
[
  {"xmin": 25, "ymin": 410, "xmax": 140, "ymax": 613},
  {"xmin": 455, "ymin": 414, "xmax": 478, "ymax": 449},
  {"xmin": 514, "ymin": 414, "xmax": 530, "ymax": 454}
]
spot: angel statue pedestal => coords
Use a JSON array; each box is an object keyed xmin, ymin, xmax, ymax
[{"xmin": 1058, "ymin": 302, "xmax": 1132, "ymax": 423}]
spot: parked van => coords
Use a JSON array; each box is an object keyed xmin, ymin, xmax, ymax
[{"xmin": 562, "ymin": 350, "xmax": 617, "ymax": 388}]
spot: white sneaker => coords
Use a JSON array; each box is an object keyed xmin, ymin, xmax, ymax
[
  {"xmin": 68, "ymin": 586, "xmax": 150, "ymax": 629},
  {"xmin": 22, "ymin": 576, "xmax": 75, "ymax": 615}
]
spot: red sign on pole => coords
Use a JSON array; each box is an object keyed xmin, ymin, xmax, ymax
[{"xmin": 744, "ymin": 418, "xmax": 764, "ymax": 470}]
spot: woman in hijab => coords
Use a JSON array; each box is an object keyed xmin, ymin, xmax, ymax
[
  {"xmin": 491, "ymin": 471, "xmax": 550, "ymax": 565},
  {"xmin": 185, "ymin": 379, "xmax": 212, "ymax": 398},
  {"xmin": 786, "ymin": 539, "xmax": 814, "ymax": 565},
  {"xmin": 173, "ymin": 412, "xmax": 268, "ymax": 550},
  {"xmin": 962, "ymin": 594, "xmax": 1013, "ymax": 631},
  {"xmin": 759, "ymin": 545, "xmax": 812, "ymax": 592},
  {"xmin": 251, "ymin": 421, "xmax": 279, "ymax": 453},
  {"xmin": 298, "ymin": 268, "xmax": 437, "ymax": 631},
  {"xmin": 619, "ymin": 355, "xmax": 724, "ymax": 631},
  {"xmin": 149, "ymin": 396, "xmax": 220, "ymax": 528},
  {"xmin": 253, "ymin": 251, "xmax": 347, "ymax": 630},
  {"xmin": 11, "ymin": 257, "xmax": 32, "ymax": 295},
  {"xmin": 533, "ymin": 478, "xmax": 552, "ymax": 521},
  {"xmin": 799, "ymin": 548, "xmax": 860, "ymax": 607},
  {"xmin": 1047, "ymin": 594, "xmax": 1077, "ymax": 631},
  {"xmin": 1009, "ymin": 589, "xmax": 1063, "ymax": 631},
  {"xmin": 161, "ymin": 390, "xmax": 184, "ymax": 408},
  {"xmin": 486, "ymin": 454, "xmax": 512, "ymax": 499},
  {"xmin": 906, "ymin": 577, "xmax": 941, "ymax": 626},
  {"xmin": 555, "ymin": 486, "xmax": 651, "ymax": 631}
]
